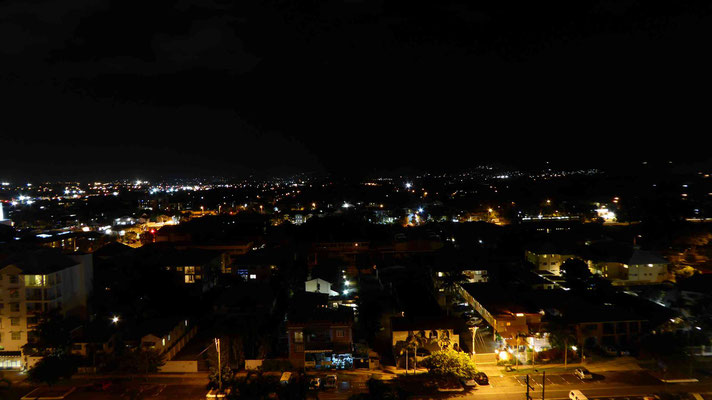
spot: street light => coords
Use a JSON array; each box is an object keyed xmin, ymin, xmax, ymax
[
  {"xmin": 111, "ymin": 316, "xmax": 120, "ymax": 324},
  {"xmin": 214, "ymin": 338, "xmax": 222, "ymax": 391},
  {"xmin": 470, "ymin": 326, "xmax": 479, "ymax": 368}
]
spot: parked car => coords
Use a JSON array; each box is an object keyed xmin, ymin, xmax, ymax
[
  {"xmin": 460, "ymin": 378, "xmax": 478, "ymax": 388},
  {"xmin": 617, "ymin": 347, "xmax": 631, "ymax": 356},
  {"xmin": 473, "ymin": 372, "xmax": 489, "ymax": 385},
  {"xmin": 308, "ymin": 378, "xmax": 321, "ymax": 390},
  {"xmin": 602, "ymin": 345, "xmax": 618, "ymax": 356},
  {"xmin": 323, "ymin": 375, "xmax": 337, "ymax": 389},
  {"xmin": 574, "ymin": 368, "xmax": 593, "ymax": 380},
  {"xmin": 279, "ymin": 372, "xmax": 292, "ymax": 386},
  {"xmin": 91, "ymin": 381, "xmax": 112, "ymax": 391},
  {"xmin": 569, "ymin": 390, "xmax": 588, "ymax": 400}
]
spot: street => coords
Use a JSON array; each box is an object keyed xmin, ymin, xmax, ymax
[
  {"xmin": 444, "ymin": 370, "xmax": 712, "ymax": 400},
  {"xmin": 5, "ymin": 369, "xmax": 712, "ymax": 400}
]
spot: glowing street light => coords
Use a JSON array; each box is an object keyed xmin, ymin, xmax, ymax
[{"xmin": 111, "ymin": 316, "xmax": 120, "ymax": 324}]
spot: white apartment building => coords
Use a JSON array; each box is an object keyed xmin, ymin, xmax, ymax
[{"xmin": 0, "ymin": 249, "xmax": 92, "ymax": 369}]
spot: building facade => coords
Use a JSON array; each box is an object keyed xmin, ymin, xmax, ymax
[{"xmin": 0, "ymin": 250, "xmax": 92, "ymax": 369}]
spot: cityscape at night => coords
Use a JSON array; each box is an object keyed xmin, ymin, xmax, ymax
[{"xmin": 2, "ymin": 0, "xmax": 712, "ymax": 400}]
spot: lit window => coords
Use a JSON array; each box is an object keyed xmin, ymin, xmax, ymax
[{"xmin": 294, "ymin": 331, "xmax": 303, "ymax": 343}]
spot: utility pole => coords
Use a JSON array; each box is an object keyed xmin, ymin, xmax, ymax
[
  {"xmin": 215, "ymin": 338, "xmax": 222, "ymax": 391},
  {"xmin": 542, "ymin": 371, "xmax": 546, "ymax": 400},
  {"xmin": 564, "ymin": 338, "xmax": 568, "ymax": 370},
  {"xmin": 525, "ymin": 374, "xmax": 535, "ymax": 400}
]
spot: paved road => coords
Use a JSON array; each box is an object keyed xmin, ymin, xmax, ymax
[
  {"xmin": 8, "ymin": 370, "xmax": 712, "ymax": 400},
  {"xmin": 446, "ymin": 370, "xmax": 712, "ymax": 400},
  {"xmin": 8, "ymin": 371, "xmax": 369, "ymax": 400}
]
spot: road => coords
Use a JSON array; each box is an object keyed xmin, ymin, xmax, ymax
[
  {"xmin": 5, "ymin": 371, "xmax": 369, "ymax": 400},
  {"xmin": 444, "ymin": 370, "xmax": 712, "ymax": 400},
  {"xmin": 7, "ymin": 370, "xmax": 712, "ymax": 399}
]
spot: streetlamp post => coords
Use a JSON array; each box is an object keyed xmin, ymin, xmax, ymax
[
  {"xmin": 214, "ymin": 338, "xmax": 222, "ymax": 391},
  {"xmin": 471, "ymin": 326, "xmax": 478, "ymax": 368}
]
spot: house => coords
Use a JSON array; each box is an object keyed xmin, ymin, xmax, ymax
[
  {"xmin": 137, "ymin": 246, "xmax": 222, "ymax": 291},
  {"xmin": 69, "ymin": 321, "xmax": 119, "ymax": 371},
  {"xmin": 133, "ymin": 317, "xmax": 196, "ymax": 361},
  {"xmin": 586, "ymin": 243, "xmax": 669, "ymax": 285},
  {"xmin": 305, "ymin": 278, "xmax": 339, "ymax": 296},
  {"xmin": 525, "ymin": 242, "xmax": 579, "ymax": 276},
  {"xmin": 286, "ymin": 300, "xmax": 354, "ymax": 369},
  {"xmin": 226, "ymin": 248, "xmax": 283, "ymax": 280}
]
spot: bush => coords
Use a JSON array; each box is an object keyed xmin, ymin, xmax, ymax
[{"xmin": 421, "ymin": 349, "xmax": 477, "ymax": 379}]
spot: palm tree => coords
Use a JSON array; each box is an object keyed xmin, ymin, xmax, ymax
[
  {"xmin": 439, "ymin": 270, "xmax": 468, "ymax": 316},
  {"xmin": 404, "ymin": 331, "xmax": 430, "ymax": 373},
  {"xmin": 435, "ymin": 329, "xmax": 452, "ymax": 351},
  {"xmin": 545, "ymin": 317, "xmax": 576, "ymax": 367}
]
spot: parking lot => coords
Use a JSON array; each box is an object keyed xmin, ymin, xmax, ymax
[{"xmin": 486, "ymin": 371, "xmax": 661, "ymax": 389}]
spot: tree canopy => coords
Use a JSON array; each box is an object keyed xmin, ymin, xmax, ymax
[{"xmin": 420, "ymin": 349, "xmax": 478, "ymax": 379}]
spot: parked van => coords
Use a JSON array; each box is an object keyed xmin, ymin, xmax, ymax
[
  {"xmin": 570, "ymin": 390, "xmax": 587, "ymax": 400},
  {"xmin": 279, "ymin": 372, "xmax": 292, "ymax": 385}
]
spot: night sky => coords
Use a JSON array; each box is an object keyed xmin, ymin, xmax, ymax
[{"xmin": 2, "ymin": 0, "xmax": 712, "ymax": 179}]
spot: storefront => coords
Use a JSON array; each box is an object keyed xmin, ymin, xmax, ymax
[
  {"xmin": 304, "ymin": 349, "xmax": 353, "ymax": 369},
  {"xmin": 0, "ymin": 351, "xmax": 22, "ymax": 370}
]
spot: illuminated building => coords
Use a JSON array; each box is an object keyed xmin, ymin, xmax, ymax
[
  {"xmin": 0, "ymin": 202, "xmax": 11, "ymax": 227},
  {"xmin": 0, "ymin": 249, "xmax": 93, "ymax": 369}
]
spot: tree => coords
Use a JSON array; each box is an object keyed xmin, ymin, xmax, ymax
[
  {"xmin": 23, "ymin": 310, "xmax": 73, "ymax": 354},
  {"xmin": 421, "ymin": 349, "xmax": 478, "ymax": 379},
  {"xmin": 403, "ymin": 331, "xmax": 430, "ymax": 373},
  {"xmin": 560, "ymin": 258, "xmax": 591, "ymax": 290},
  {"xmin": 439, "ymin": 270, "xmax": 468, "ymax": 316},
  {"xmin": 27, "ymin": 354, "xmax": 79, "ymax": 386},
  {"xmin": 25, "ymin": 312, "xmax": 79, "ymax": 385},
  {"xmin": 117, "ymin": 349, "xmax": 165, "ymax": 376},
  {"xmin": 546, "ymin": 317, "xmax": 576, "ymax": 350}
]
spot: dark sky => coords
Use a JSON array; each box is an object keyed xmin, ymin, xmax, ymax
[{"xmin": 2, "ymin": 0, "xmax": 711, "ymax": 180}]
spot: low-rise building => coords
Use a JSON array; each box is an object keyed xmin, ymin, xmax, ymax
[
  {"xmin": 305, "ymin": 278, "xmax": 339, "ymax": 296},
  {"xmin": 590, "ymin": 248, "xmax": 669, "ymax": 285},
  {"xmin": 133, "ymin": 317, "xmax": 196, "ymax": 361},
  {"xmin": 390, "ymin": 316, "xmax": 462, "ymax": 354},
  {"xmin": 286, "ymin": 306, "xmax": 353, "ymax": 369}
]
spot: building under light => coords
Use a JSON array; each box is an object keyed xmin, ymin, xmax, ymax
[
  {"xmin": 0, "ymin": 249, "xmax": 93, "ymax": 369},
  {"xmin": 0, "ymin": 202, "xmax": 12, "ymax": 227}
]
